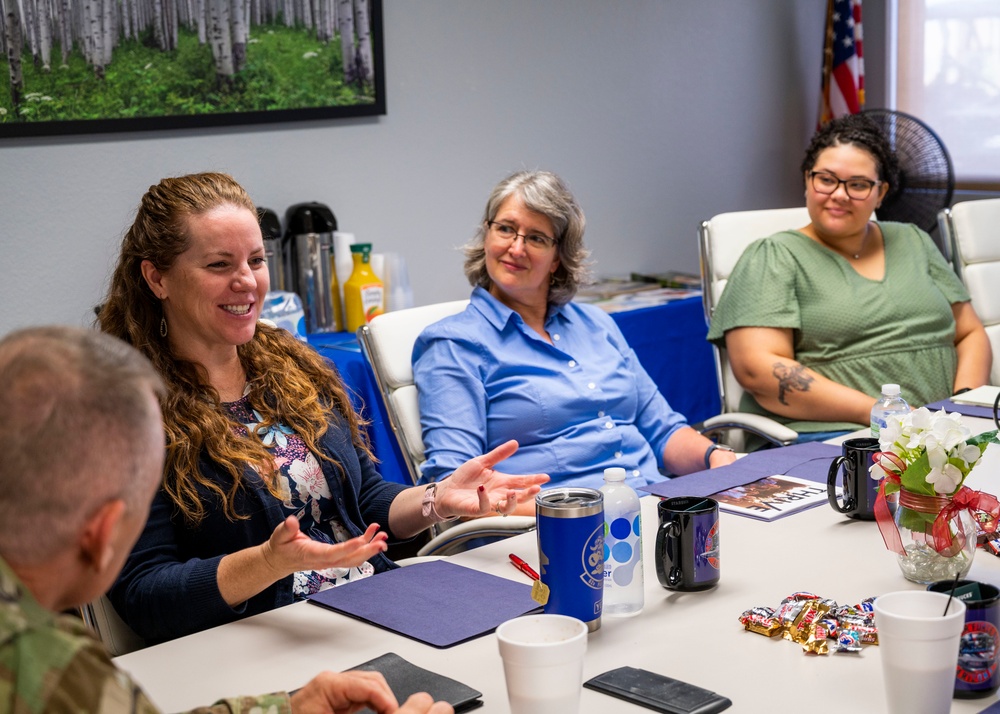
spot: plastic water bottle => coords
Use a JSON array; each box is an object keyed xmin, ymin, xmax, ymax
[
  {"xmin": 871, "ymin": 384, "xmax": 910, "ymax": 440},
  {"xmin": 600, "ymin": 467, "xmax": 644, "ymax": 616}
]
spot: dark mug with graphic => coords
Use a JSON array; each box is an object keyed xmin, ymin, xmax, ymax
[
  {"xmin": 826, "ymin": 437, "xmax": 880, "ymax": 520},
  {"xmin": 654, "ymin": 497, "xmax": 720, "ymax": 592},
  {"xmin": 927, "ymin": 580, "xmax": 1000, "ymax": 698}
]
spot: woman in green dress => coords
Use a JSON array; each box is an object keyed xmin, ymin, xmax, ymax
[{"xmin": 707, "ymin": 114, "xmax": 991, "ymax": 439}]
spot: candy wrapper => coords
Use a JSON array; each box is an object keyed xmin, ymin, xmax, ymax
[
  {"xmin": 739, "ymin": 591, "xmax": 878, "ymax": 654},
  {"xmin": 738, "ymin": 606, "xmax": 781, "ymax": 637}
]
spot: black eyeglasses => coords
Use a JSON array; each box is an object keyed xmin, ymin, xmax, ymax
[
  {"xmin": 809, "ymin": 171, "xmax": 882, "ymax": 200},
  {"xmin": 486, "ymin": 221, "xmax": 558, "ymax": 250}
]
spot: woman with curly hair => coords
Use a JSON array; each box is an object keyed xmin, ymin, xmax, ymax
[
  {"xmin": 707, "ymin": 113, "xmax": 991, "ymax": 442},
  {"xmin": 412, "ymin": 171, "xmax": 736, "ymax": 509},
  {"xmin": 98, "ymin": 172, "xmax": 547, "ymax": 644}
]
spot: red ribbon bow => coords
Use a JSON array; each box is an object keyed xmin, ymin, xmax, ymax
[
  {"xmin": 933, "ymin": 487, "xmax": 1000, "ymax": 556},
  {"xmin": 873, "ymin": 451, "xmax": 1000, "ymax": 556}
]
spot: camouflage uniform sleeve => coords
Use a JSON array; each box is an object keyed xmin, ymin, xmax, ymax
[
  {"xmin": 29, "ymin": 628, "xmax": 291, "ymax": 714},
  {"xmin": 182, "ymin": 692, "xmax": 292, "ymax": 714},
  {"xmin": 32, "ymin": 635, "xmax": 163, "ymax": 714}
]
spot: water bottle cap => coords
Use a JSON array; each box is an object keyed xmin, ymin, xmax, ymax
[
  {"xmin": 881, "ymin": 383, "xmax": 901, "ymax": 395},
  {"xmin": 603, "ymin": 467, "xmax": 626, "ymax": 482}
]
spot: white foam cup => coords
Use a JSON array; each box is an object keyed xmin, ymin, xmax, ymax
[
  {"xmin": 496, "ymin": 614, "xmax": 588, "ymax": 714},
  {"xmin": 874, "ymin": 590, "xmax": 967, "ymax": 714}
]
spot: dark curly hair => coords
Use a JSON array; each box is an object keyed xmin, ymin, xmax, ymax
[{"xmin": 800, "ymin": 114, "xmax": 900, "ymax": 194}]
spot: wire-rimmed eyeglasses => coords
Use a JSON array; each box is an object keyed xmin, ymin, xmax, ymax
[
  {"xmin": 486, "ymin": 221, "xmax": 558, "ymax": 251},
  {"xmin": 809, "ymin": 171, "xmax": 882, "ymax": 200}
]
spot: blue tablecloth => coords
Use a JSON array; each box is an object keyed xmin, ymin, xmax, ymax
[
  {"xmin": 308, "ymin": 295, "xmax": 720, "ymax": 485},
  {"xmin": 306, "ymin": 332, "xmax": 411, "ymax": 486},
  {"xmin": 612, "ymin": 296, "xmax": 720, "ymax": 425}
]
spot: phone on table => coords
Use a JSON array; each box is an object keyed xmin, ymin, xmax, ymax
[{"xmin": 584, "ymin": 666, "xmax": 732, "ymax": 714}]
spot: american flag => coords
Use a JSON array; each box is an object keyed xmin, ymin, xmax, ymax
[{"xmin": 819, "ymin": 0, "xmax": 864, "ymax": 125}]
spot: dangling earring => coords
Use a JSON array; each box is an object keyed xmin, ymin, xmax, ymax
[{"xmin": 160, "ymin": 316, "xmax": 168, "ymax": 337}]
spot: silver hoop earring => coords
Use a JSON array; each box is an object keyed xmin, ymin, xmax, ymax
[{"xmin": 160, "ymin": 317, "xmax": 168, "ymax": 337}]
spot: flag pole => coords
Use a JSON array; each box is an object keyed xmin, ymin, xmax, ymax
[{"xmin": 819, "ymin": 0, "xmax": 836, "ymax": 128}]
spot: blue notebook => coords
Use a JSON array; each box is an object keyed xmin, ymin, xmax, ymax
[
  {"xmin": 307, "ymin": 559, "xmax": 540, "ymax": 648},
  {"xmin": 639, "ymin": 441, "xmax": 841, "ymax": 500}
]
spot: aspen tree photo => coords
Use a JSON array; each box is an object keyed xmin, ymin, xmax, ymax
[{"xmin": 0, "ymin": 0, "xmax": 383, "ymax": 135}]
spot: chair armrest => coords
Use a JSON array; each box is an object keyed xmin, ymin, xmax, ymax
[
  {"xmin": 416, "ymin": 516, "xmax": 536, "ymax": 557},
  {"xmin": 394, "ymin": 555, "xmax": 448, "ymax": 567},
  {"xmin": 699, "ymin": 413, "xmax": 798, "ymax": 447}
]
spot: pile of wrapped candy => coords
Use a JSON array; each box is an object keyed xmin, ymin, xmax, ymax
[{"xmin": 739, "ymin": 591, "xmax": 878, "ymax": 654}]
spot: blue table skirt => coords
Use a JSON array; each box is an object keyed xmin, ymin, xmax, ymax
[
  {"xmin": 306, "ymin": 332, "xmax": 412, "ymax": 486},
  {"xmin": 308, "ymin": 295, "xmax": 721, "ymax": 485},
  {"xmin": 610, "ymin": 296, "xmax": 721, "ymax": 425}
]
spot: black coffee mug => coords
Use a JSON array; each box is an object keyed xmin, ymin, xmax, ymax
[
  {"xmin": 927, "ymin": 580, "xmax": 1000, "ymax": 698},
  {"xmin": 826, "ymin": 437, "xmax": 880, "ymax": 520},
  {"xmin": 654, "ymin": 497, "xmax": 720, "ymax": 592}
]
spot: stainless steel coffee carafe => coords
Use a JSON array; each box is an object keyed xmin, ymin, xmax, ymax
[
  {"xmin": 283, "ymin": 203, "xmax": 338, "ymax": 334},
  {"xmin": 257, "ymin": 208, "xmax": 285, "ymax": 292}
]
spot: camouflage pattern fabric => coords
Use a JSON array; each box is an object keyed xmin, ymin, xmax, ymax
[{"xmin": 0, "ymin": 557, "xmax": 291, "ymax": 714}]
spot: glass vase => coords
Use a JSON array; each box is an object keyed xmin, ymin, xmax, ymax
[{"xmin": 894, "ymin": 488, "xmax": 976, "ymax": 584}]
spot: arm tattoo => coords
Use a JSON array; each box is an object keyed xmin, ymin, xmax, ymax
[{"xmin": 772, "ymin": 362, "xmax": 814, "ymax": 406}]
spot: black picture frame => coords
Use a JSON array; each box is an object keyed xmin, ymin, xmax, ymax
[{"xmin": 0, "ymin": 0, "xmax": 385, "ymax": 138}]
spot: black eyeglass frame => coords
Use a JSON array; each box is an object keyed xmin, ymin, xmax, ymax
[
  {"xmin": 486, "ymin": 221, "xmax": 559, "ymax": 250},
  {"xmin": 808, "ymin": 170, "xmax": 883, "ymax": 200}
]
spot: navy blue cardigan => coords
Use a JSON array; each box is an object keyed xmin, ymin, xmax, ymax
[{"xmin": 108, "ymin": 412, "xmax": 409, "ymax": 644}]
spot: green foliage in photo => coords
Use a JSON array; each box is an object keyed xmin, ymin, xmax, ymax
[{"xmin": 0, "ymin": 24, "xmax": 374, "ymax": 123}]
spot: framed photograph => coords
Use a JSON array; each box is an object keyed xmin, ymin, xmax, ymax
[{"xmin": 0, "ymin": 0, "xmax": 385, "ymax": 137}]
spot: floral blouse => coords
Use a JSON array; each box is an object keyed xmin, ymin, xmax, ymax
[{"xmin": 224, "ymin": 394, "xmax": 374, "ymax": 597}]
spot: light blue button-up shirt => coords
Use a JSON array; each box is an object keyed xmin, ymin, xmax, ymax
[{"xmin": 412, "ymin": 287, "xmax": 688, "ymax": 491}]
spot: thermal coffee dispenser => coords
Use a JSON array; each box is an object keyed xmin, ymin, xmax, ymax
[
  {"xmin": 257, "ymin": 208, "xmax": 285, "ymax": 292},
  {"xmin": 283, "ymin": 202, "xmax": 338, "ymax": 334}
]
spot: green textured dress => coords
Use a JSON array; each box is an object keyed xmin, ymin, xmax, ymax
[{"xmin": 706, "ymin": 221, "xmax": 970, "ymax": 435}]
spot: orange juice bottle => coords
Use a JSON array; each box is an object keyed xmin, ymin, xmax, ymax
[{"xmin": 344, "ymin": 243, "xmax": 384, "ymax": 333}]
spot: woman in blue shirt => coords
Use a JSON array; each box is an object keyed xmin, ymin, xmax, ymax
[{"xmin": 413, "ymin": 171, "xmax": 736, "ymax": 510}]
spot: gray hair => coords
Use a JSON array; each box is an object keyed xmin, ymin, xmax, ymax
[
  {"xmin": 0, "ymin": 326, "xmax": 165, "ymax": 562},
  {"xmin": 463, "ymin": 170, "xmax": 592, "ymax": 306}
]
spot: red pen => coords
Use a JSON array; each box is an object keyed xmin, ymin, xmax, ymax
[{"xmin": 508, "ymin": 553, "xmax": 539, "ymax": 581}]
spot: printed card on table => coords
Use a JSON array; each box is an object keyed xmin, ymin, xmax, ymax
[{"xmin": 713, "ymin": 474, "xmax": 834, "ymax": 522}]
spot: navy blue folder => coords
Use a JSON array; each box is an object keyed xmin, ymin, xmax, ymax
[{"xmin": 307, "ymin": 559, "xmax": 540, "ymax": 648}]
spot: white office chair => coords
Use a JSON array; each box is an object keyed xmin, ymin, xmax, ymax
[
  {"xmin": 698, "ymin": 208, "xmax": 807, "ymax": 450},
  {"xmin": 358, "ymin": 301, "xmax": 536, "ymax": 557},
  {"xmin": 938, "ymin": 199, "xmax": 1000, "ymax": 385},
  {"xmin": 79, "ymin": 595, "xmax": 146, "ymax": 657}
]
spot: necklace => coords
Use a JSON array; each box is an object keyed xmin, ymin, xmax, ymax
[{"xmin": 841, "ymin": 225, "xmax": 870, "ymax": 260}]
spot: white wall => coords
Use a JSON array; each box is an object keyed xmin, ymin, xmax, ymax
[{"xmin": 0, "ymin": 1, "xmax": 836, "ymax": 335}]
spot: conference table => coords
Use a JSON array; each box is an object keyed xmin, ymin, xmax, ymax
[
  {"xmin": 308, "ymin": 295, "xmax": 720, "ymax": 486},
  {"xmin": 115, "ymin": 413, "xmax": 1000, "ymax": 713}
]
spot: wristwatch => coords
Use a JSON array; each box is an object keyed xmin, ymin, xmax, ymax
[
  {"xmin": 704, "ymin": 443, "xmax": 734, "ymax": 469},
  {"xmin": 420, "ymin": 483, "xmax": 459, "ymax": 523}
]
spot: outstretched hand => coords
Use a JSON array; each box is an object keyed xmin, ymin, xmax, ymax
[
  {"xmin": 289, "ymin": 670, "xmax": 453, "ymax": 713},
  {"xmin": 435, "ymin": 440, "xmax": 549, "ymax": 518},
  {"xmin": 261, "ymin": 516, "xmax": 388, "ymax": 580}
]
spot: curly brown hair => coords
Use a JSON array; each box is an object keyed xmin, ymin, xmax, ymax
[{"xmin": 98, "ymin": 172, "xmax": 370, "ymax": 525}]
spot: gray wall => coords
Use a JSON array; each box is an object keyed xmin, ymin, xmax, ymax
[{"xmin": 0, "ymin": 1, "xmax": 861, "ymax": 335}]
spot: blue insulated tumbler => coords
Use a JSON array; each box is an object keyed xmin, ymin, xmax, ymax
[{"xmin": 536, "ymin": 488, "xmax": 605, "ymax": 632}]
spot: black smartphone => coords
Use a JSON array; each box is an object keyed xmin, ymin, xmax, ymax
[{"xmin": 584, "ymin": 666, "xmax": 732, "ymax": 714}]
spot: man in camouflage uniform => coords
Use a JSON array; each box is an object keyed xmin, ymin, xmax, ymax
[{"xmin": 0, "ymin": 327, "xmax": 450, "ymax": 714}]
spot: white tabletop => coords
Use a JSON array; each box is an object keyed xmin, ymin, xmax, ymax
[{"xmin": 116, "ymin": 417, "xmax": 1000, "ymax": 713}]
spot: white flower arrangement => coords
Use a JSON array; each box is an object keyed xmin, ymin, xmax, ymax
[{"xmin": 869, "ymin": 407, "xmax": 996, "ymax": 497}]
